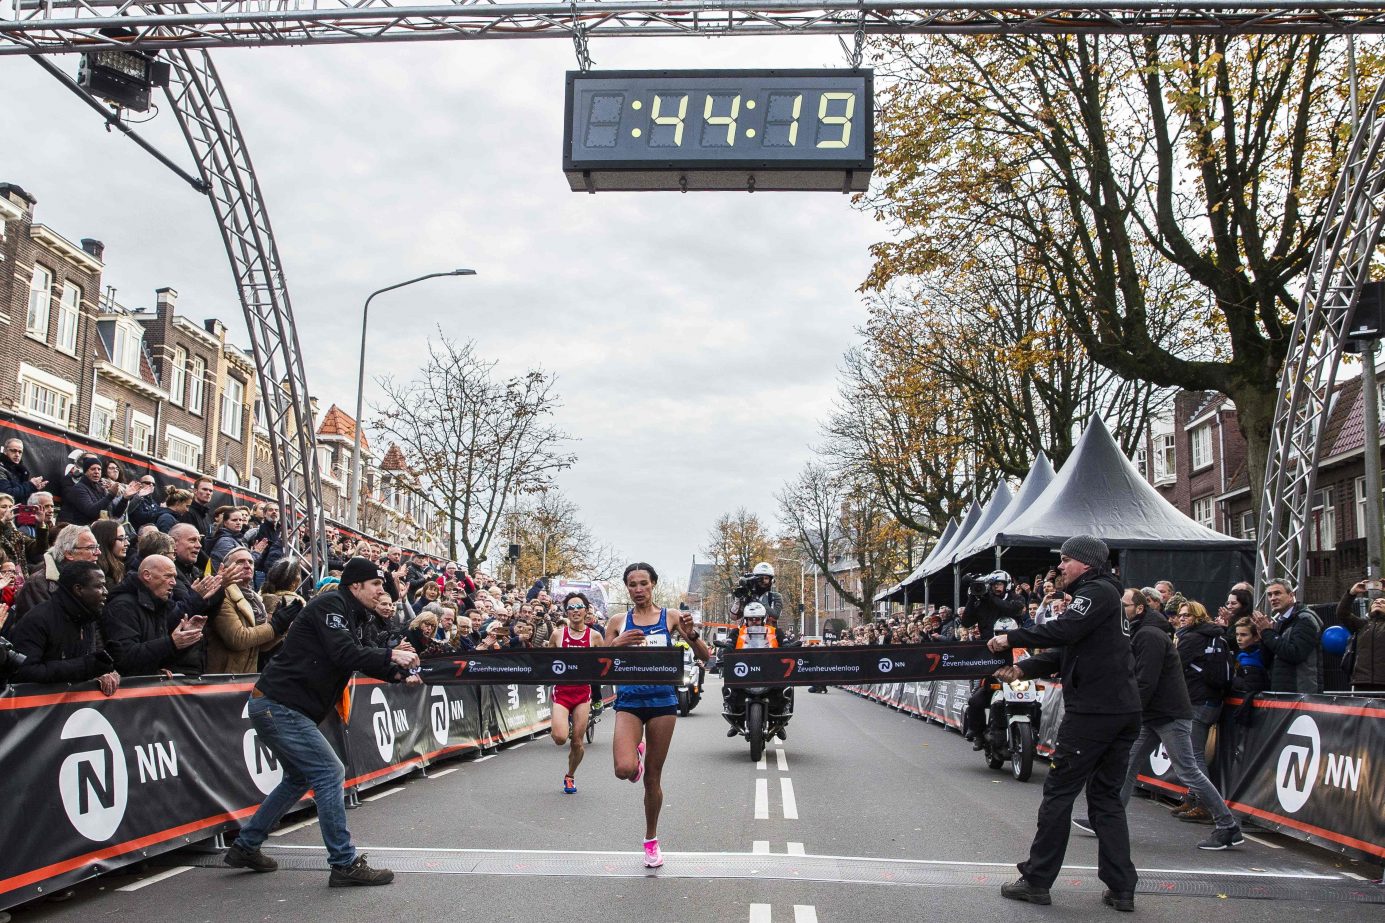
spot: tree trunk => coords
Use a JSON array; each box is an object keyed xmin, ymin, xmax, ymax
[{"xmin": 1226, "ymin": 381, "xmax": 1278, "ymax": 520}]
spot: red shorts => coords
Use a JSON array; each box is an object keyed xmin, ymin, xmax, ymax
[{"xmin": 554, "ymin": 684, "xmax": 592, "ymax": 711}]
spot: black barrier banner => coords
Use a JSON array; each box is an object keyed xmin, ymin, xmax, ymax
[
  {"xmin": 417, "ymin": 647, "xmax": 683, "ymax": 685},
  {"xmin": 723, "ymin": 643, "xmax": 1009, "ymax": 687},
  {"xmin": 338, "ymin": 680, "xmax": 486, "ymax": 789}
]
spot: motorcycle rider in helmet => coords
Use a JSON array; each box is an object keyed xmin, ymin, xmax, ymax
[
  {"xmin": 718, "ymin": 563, "xmax": 798, "ymax": 738},
  {"xmin": 962, "ymin": 570, "xmax": 1027, "ymax": 749}
]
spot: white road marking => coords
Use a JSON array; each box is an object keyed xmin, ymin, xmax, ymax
[
  {"xmin": 263, "ymin": 844, "xmax": 1347, "ymax": 880},
  {"xmin": 756, "ymin": 754, "xmax": 767, "ymax": 770},
  {"xmin": 1241, "ymin": 832, "xmax": 1282, "ymax": 849},
  {"xmin": 775, "ymin": 748, "xmax": 788, "ymax": 771},
  {"xmin": 753, "ymin": 841, "xmax": 770, "ymax": 854},
  {"xmin": 787, "ymin": 842, "xmax": 806, "ymax": 856},
  {"xmin": 362, "ymin": 787, "xmax": 403, "ymax": 802},
  {"xmin": 270, "ymin": 817, "xmax": 319, "ymax": 837},
  {"xmin": 510, "ymin": 742, "xmax": 527, "ymax": 750},
  {"xmin": 473, "ymin": 754, "xmax": 496, "ymax": 763},
  {"xmin": 117, "ymin": 866, "xmax": 192, "ymax": 892},
  {"xmin": 749, "ymin": 904, "xmax": 772, "ymax": 923},
  {"xmin": 429, "ymin": 766, "xmax": 462, "ymax": 779},
  {"xmin": 780, "ymin": 778, "xmax": 798, "ymax": 820},
  {"xmin": 755, "ymin": 778, "xmax": 769, "ymax": 820},
  {"xmin": 1341, "ymin": 871, "xmax": 1367, "ymax": 880},
  {"xmin": 794, "ymin": 907, "xmax": 818, "ymax": 923}
]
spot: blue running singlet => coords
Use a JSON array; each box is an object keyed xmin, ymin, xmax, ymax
[{"xmin": 613, "ymin": 607, "xmax": 679, "ymax": 711}]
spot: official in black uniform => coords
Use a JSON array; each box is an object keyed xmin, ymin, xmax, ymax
[
  {"xmin": 987, "ymin": 535, "xmax": 1141, "ymax": 912},
  {"xmin": 223, "ymin": 557, "xmax": 420, "ymax": 887}
]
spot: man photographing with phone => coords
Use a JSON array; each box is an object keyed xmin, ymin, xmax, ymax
[{"xmin": 224, "ymin": 557, "xmax": 419, "ymax": 887}]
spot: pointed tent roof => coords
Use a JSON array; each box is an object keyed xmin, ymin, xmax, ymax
[
  {"xmin": 874, "ymin": 516, "xmax": 958, "ymax": 602},
  {"xmin": 924, "ymin": 500, "xmax": 981, "ymax": 574},
  {"xmin": 943, "ymin": 482, "xmax": 1014, "ymax": 567},
  {"xmin": 997, "ymin": 417, "xmax": 1252, "ymax": 549},
  {"xmin": 957, "ymin": 452, "xmax": 1056, "ymax": 556}
]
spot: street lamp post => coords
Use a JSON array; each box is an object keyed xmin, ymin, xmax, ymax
[{"xmin": 348, "ymin": 269, "xmax": 476, "ymax": 528}]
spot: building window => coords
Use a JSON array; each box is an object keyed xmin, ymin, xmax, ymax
[
  {"xmin": 168, "ymin": 346, "xmax": 187, "ymax": 406},
  {"xmin": 26, "ymin": 264, "xmax": 52, "ymax": 339},
  {"xmin": 57, "ymin": 282, "xmax": 80, "ymax": 354},
  {"xmin": 1309, "ymin": 487, "xmax": 1336, "ymax": 552},
  {"xmin": 1353, "ymin": 476, "xmax": 1385, "ymax": 541},
  {"xmin": 188, "ymin": 356, "xmax": 206, "ymax": 414},
  {"xmin": 253, "ymin": 398, "xmax": 266, "ymax": 431},
  {"xmin": 217, "ymin": 463, "xmax": 240, "ymax": 486},
  {"xmin": 165, "ymin": 424, "xmax": 204, "ymax": 471},
  {"xmin": 1192, "ymin": 496, "xmax": 1214, "ymax": 530},
  {"xmin": 249, "ymin": 475, "xmax": 261, "ymax": 494},
  {"xmin": 130, "ymin": 411, "xmax": 155, "ymax": 456},
  {"xmin": 1190, "ymin": 424, "xmax": 1212, "ymax": 471},
  {"xmin": 221, "ymin": 377, "xmax": 244, "ymax": 438},
  {"xmin": 1134, "ymin": 446, "xmax": 1148, "ymax": 480},
  {"xmin": 17, "ymin": 364, "xmax": 75, "ymax": 426},
  {"xmin": 111, "ymin": 325, "xmax": 142, "ymax": 376},
  {"xmin": 1153, "ymin": 433, "xmax": 1177, "ymax": 483},
  {"xmin": 1240, "ymin": 510, "xmax": 1257, "ymax": 542},
  {"xmin": 90, "ymin": 394, "xmax": 117, "ymax": 442}
]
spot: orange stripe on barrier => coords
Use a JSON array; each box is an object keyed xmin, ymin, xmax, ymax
[
  {"xmin": 0, "ymin": 805, "xmax": 260, "ymax": 895},
  {"xmin": 0, "ymin": 682, "xmax": 256, "ymax": 711}
]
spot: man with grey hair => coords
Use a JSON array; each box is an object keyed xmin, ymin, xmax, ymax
[
  {"xmin": 103, "ymin": 554, "xmax": 205, "ymax": 675},
  {"xmin": 1253, "ymin": 579, "xmax": 1322, "ymax": 693},
  {"xmin": 0, "ymin": 437, "xmax": 46, "ymax": 503},
  {"xmin": 9, "ymin": 524, "xmax": 100, "ymax": 624},
  {"xmin": 16, "ymin": 489, "xmax": 58, "ymax": 567}
]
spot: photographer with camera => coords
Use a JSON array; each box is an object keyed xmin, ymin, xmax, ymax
[
  {"xmin": 720, "ymin": 563, "xmax": 797, "ymax": 734},
  {"xmin": 960, "ymin": 570, "xmax": 1027, "ymax": 748}
]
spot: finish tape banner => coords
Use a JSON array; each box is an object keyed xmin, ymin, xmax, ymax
[
  {"xmin": 723, "ymin": 643, "xmax": 1008, "ymax": 687},
  {"xmin": 417, "ymin": 647, "xmax": 683, "ymax": 685}
]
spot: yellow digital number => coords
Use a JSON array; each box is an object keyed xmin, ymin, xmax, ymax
[
  {"xmin": 651, "ymin": 94, "xmax": 689, "ymax": 147},
  {"xmin": 704, "ymin": 93, "xmax": 741, "ymax": 145},
  {"xmin": 816, "ymin": 92, "xmax": 855, "ymax": 149},
  {"xmin": 764, "ymin": 93, "xmax": 802, "ymax": 147}
]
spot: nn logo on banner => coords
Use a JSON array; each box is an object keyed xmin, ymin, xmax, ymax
[
  {"xmin": 1275, "ymin": 714, "xmax": 1364, "ymax": 814},
  {"xmin": 58, "ymin": 708, "xmax": 129, "ymax": 841},
  {"xmin": 242, "ymin": 701, "xmax": 283, "ymax": 795}
]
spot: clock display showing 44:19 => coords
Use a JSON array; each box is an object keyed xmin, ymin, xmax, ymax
[{"xmin": 564, "ymin": 69, "xmax": 873, "ymax": 172}]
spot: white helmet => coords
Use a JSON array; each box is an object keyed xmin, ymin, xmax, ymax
[
  {"xmin": 752, "ymin": 562, "xmax": 775, "ymax": 578},
  {"xmin": 743, "ymin": 601, "xmax": 768, "ymax": 625}
]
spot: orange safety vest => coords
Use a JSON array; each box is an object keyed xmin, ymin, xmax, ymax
[{"xmin": 736, "ymin": 626, "xmax": 778, "ymax": 649}]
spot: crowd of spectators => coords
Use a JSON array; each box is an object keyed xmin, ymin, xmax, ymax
[{"xmin": 0, "ymin": 436, "xmax": 596, "ymax": 694}]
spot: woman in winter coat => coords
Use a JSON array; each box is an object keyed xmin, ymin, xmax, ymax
[
  {"xmin": 207, "ymin": 506, "xmax": 251, "ymax": 571},
  {"xmin": 1172, "ymin": 601, "xmax": 1231, "ymax": 820},
  {"xmin": 205, "ymin": 547, "xmax": 282, "ymax": 674},
  {"xmin": 90, "ymin": 518, "xmax": 130, "ymax": 593},
  {"xmin": 0, "ymin": 492, "xmax": 33, "ymax": 571},
  {"xmin": 154, "ymin": 488, "xmax": 197, "ymax": 534},
  {"xmin": 1337, "ymin": 582, "xmax": 1385, "ymax": 693}
]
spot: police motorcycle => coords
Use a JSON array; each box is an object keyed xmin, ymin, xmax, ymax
[
  {"xmin": 674, "ymin": 635, "xmax": 705, "ymax": 716},
  {"xmin": 720, "ymin": 602, "xmax": 793, "ymax": 762},
  {"xmin": 979, "ymin": 615, "xmax": 1042, "ymax": 782}
]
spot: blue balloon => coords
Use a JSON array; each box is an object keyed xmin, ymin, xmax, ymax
[{"xmin": 1322, "ymin": 624, "xmax": 1351, "ymax": 656}]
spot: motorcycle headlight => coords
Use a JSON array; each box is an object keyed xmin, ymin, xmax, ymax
[{"xmin": 1009, "ymin": 679, "xmax": 1031, "ymax": 692}]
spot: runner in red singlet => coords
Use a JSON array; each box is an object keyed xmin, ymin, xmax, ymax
[{"xmin": 548, "ymin": 591, "xmax": 603, "ymax": 793}]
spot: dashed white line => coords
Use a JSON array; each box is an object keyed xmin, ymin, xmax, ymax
[
  {"xmin": 775, "ymin": 748, "xmax": 788, "ymax": 771},
  {"xmin": 270, "ymin": 817, "xmax": 319, "ymax": 837},
  {"xmin": 756, "ymin": 754, "xmax": 767, "ymax": 771},
  {"xmin": 1241, "ymin": 832, "xmax": 1282, "ymax": 849},
  {"xmin": 749, "ymin": 904, "xmax": 772, "ymax": 923},
  {"xmin": 787, "ymin": 842, "xmax": 806, "ymax": 856},
  {"xmin": 473, "ymin": 754, "xmax": 496, "ymax": 763},
  {"xmin": 510, "ymin": 742, "xmax": 527, "ymax": 750},
  {"xmin": 753, "ymin": 841, "xmax": 770, "ymax": 855},
  {"xmin": 362, "ymin": 787, "xmax": 403, "ymax": 802},
  {"xmin": 755, "ymin": 778, "xmax": 769, "ymax": 820},
  {"xmin": 429, "ymin": 766, "xmax": 462, "ymax": 779},
  {"xmin": 780, "ymin": 778, "xmax": 798, "ymax": 820},
  {"xmin": 117, "ymin": 866, "xmax": 192, "ymax": 892},
  {"xmin": 1341, "ymin": 871, "xmax": 1367, "ymax": 880},
  {"xmin": 794, "ymin": 906, "xmax": 819, "ymax": 923}
]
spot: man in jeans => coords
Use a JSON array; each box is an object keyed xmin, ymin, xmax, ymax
[
  {"xmin": 1074, "ymin": 588, "xmax": 1243, "ymax": 851},
  {"xmin": 224, "ymin": 557, "xmax": 420, "ymax": 886}
]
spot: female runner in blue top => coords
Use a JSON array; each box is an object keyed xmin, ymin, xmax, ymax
[{"xmin": 605, "ymin": 562, "xmax": 710, "ymax": 868}]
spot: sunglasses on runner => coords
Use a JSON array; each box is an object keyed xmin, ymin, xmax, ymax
[{"xmin": 566, "ymin": 603, "xmax": 586, "ymax": 611}]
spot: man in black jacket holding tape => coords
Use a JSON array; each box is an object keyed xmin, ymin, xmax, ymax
[
  {"xmin": 223, "ymin": 557, "xmax": 420, "ymax": 888},
  {"xmin": 987, "ymin": 535, "xmax": 1142, "ymax": 913}
]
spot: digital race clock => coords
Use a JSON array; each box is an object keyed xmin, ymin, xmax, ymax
[{"xmin": 563, "ymin": 69, "xmax": 874, "ymax": 193}]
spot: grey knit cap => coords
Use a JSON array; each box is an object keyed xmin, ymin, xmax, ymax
[{"xmin": 1059, "ymin": 534, "xmax": 1110, "ymax": 569}]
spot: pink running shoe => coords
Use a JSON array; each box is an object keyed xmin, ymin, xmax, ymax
[
  {"xmin": 631, "ymin": 741, "xmax": 645, "ymax": 784},
  {"xmin": 643, "ymin": 838, "xmax": 663, "ymax": 868}
]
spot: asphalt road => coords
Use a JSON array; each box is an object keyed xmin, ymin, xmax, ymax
[{"xmin": 15, "ymin": 677, "xmax": 1382, "ymax": 922}]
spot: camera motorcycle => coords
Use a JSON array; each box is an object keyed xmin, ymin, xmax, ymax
[
  {"xmin": 979, "ymin": 615, "xmax": 1042, "ymax": 782},
  {"xmin": 720, "ymin": 602, "xmax": 793, "ymax": 762}
]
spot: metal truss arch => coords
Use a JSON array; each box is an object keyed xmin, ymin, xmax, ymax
[
  {"xmin": 10, "ymin": 1, "xmax": 1385, "ymax": 56},
  {"xmin": 1257, "ymin": 76, "xmax": 1385, "ymax": 593},
  {"xmin": 163, "ymin": 50, "xmax": 329, "ymax": 574}
]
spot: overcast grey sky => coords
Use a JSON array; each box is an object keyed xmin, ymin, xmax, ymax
[{"xmin": 3, "ymin": 35, "xmax": 882, "ymax": 585}]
